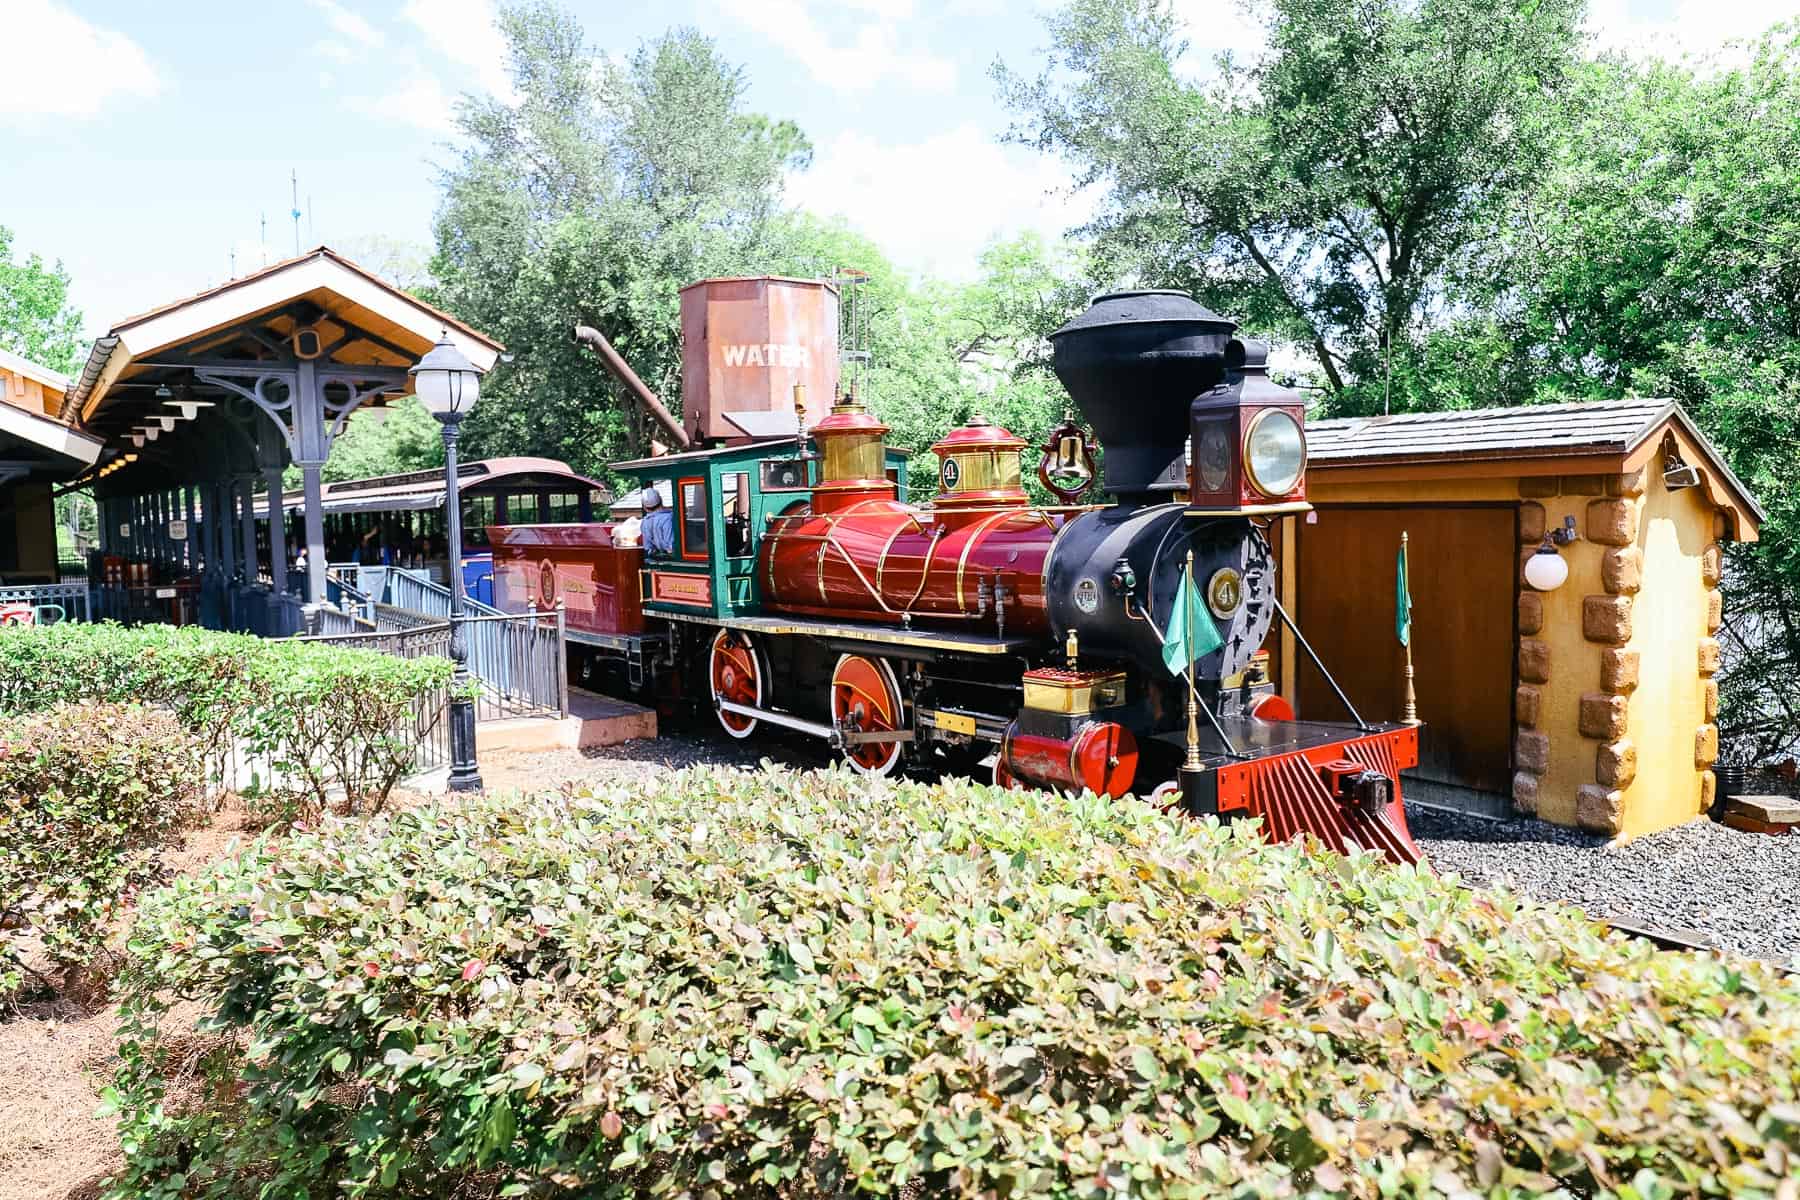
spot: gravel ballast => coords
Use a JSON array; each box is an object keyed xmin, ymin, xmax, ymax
[{"xmin": 1409, "ymin": 803, "xmax": 1800, "ymax": 965}]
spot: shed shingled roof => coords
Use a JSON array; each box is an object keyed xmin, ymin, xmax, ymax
[{"xmin": 1306, "ymin": 397, "xmax": 1765, "ymax": 525}]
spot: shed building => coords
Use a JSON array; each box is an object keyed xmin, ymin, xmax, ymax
[{"xmin": 1281, "ymin": 398, "xmax": 1763, "ymax": 837}]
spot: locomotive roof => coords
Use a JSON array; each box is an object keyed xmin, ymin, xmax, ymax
[
  {"xmin": 611, "ymin": 436, "xmax": 911, "ymax": 472},
  {"xmin": 1307, "ymin": 397, "xmax": 1763, "ymax": 530}
]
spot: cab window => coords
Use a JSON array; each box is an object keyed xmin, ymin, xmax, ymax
[
  {"xmin": 679, "ymin": 477, "xmax": 708, "ymax": 561},
  {"xmin": 721, "ymin": 472, "xmax": 751, "ymax": 557}
]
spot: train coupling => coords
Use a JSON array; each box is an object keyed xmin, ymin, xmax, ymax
[{"xmin": 1317, "ymin": 758, "xmax": 1395, "ymax": 814}]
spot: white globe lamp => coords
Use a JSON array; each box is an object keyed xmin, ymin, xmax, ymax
[{"xmin": 1524, "ymin": 544, "xmax": 1569, "ymax": 591}]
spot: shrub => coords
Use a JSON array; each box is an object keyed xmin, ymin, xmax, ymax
[
  {"xmin": 0, "ymin": 623, "xmax": 455, "ymax": 825},
  {"xmin": 108, "ymin": 768, "xmax": 1800, "ymax": 1199},
  {"xmin": 1, "ymin": 702, "xmax": 201, "ymax": 999}
]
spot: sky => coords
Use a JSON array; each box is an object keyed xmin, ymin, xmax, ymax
[{"xmin": 2, "ymin": 0, "xmax": 1795, "ymax": 339}]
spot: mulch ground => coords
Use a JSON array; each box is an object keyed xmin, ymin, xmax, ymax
[{"xmin": 0, "ymin": 806, "xmax": 258, "ymax": 1200}]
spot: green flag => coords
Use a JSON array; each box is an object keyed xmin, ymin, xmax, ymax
[
  {"xmin": 1396, "ymin": 538, "xmax": 1412, "ymax": 647},
  {"xmin": 1162, "ymin": 566, "xmax": 1225, "ymax": 675}
]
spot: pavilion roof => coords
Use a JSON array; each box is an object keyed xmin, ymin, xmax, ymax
[{"xmin": 62, "ymin": 246, "xmax": 502, "ymax": 427}]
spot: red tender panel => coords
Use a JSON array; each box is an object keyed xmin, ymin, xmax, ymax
[{"xmin": 490, "ymin": 523, "xmax": 644, "ymax": 636}]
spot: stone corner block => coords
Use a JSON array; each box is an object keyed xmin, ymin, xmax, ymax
[
  {"xmin": 1698, "ymin": 637, "xmax": 1721, "ymax": 675},
  {"xmin": 1701, "ymin": 544, "xmax": 1722, "ymax": 588},
  {"xmin": 1608, "ymin": 468, "xmax": 1647, "ymax": 497},
  {"xmin": 1518, "ymin": 638, "xmax": 1551, "ymax": 684},
  {"xmin": 1518, "ymin": 501, "xmax": 1546, "ymax": 544},
  {"xmin": 1586, "ymin": 497, "xmax": 1640, "ymax": 547},
  {"xmin": 1597, "ymin": 738, "xmax": 1637, "ymax": 789},
  {"xmin": 1695, "ymin": 723, "xmax": 1719, "ymax": 767},
  {"xmin": 1576, "ymin": 784, "xmax": 1624, "ymax": 835},
  {"xmin": 1582, "ymin": 594, "xmax": 1633, "ymax": 645},
  {"xmin": 1579, "ymin": 692, "xmax": 1628, "ymax": 741},
  {"xmin": 1706, "ymin": 588, "xmax": 1722, "ymax": 634},
  {"xmin": 1515, "ymin": 729, "xmax": 1551, "ymax": 775},
  {"xmin": 1515, "ymin": 683, "xmax": 1541, "ymax": 729},
  {"xmin": 1564, "ymin": 474, "xmax": 1606, "ymax": 496},
  {"xmin": 1600, "ymin": 648, "xmax": 1641, "ymax": 694},
  {"xmin": 1512, "ymin": 771, "xmax": 1540, "ymax": 815},
  {"xmin": 1703, "ymin": 678, "xmax": 1719, "ymax": 721},
  {"xmin": 1699, "ymin": 769, "xmax": 1716, "ymax": 814},
  {"xmin": 1519, "ymin": 475, "xmax": 1562, "ymax": 498},
  {"xmin": 1601, "ymin": 546, "xmax": 1643, "ymax": 595},
  {"xmin": 1517, "ymin": 590, "xmax": 1543, "ymax": 636}
]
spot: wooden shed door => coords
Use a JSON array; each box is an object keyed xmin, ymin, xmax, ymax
[{"xmin": 1294, "ymin": 504, "xmax": 1516, "ymax": 794}]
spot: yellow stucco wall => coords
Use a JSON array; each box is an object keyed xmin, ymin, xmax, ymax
[
  {"xmin": 1532, "ymin": 490, "xmax": 1608, "ymax": 827},
  {"xmin": 1619, "ymin": 472, "xmax": 1711, "ymax": 833}
]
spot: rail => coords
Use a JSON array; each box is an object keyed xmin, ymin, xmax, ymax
[{"xmin": 0, "ymin": 581, "xmax": 89, "ymax": 624}]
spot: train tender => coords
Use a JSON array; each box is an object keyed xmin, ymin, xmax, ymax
[{"xmin": 492, "ymin": 278, "xmax": 1422, "ymax": 864}]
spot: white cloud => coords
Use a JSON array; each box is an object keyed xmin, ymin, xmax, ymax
[
  {"xmin": 347, "ymin": 73, "xmax": 461, "ymax": 135},
  {"xmin": 307, "ymin": 0, "xmax": 384, "ymax": 49},
  {"xmin": 1587, "ymin": 0, "xmax": 1794, "ymax": 61},
  {"xmin": 789, "ymin": 125, "xmax": 1095, "ymax": 278},
  {"xmin": 317, "ymin": 40, "xmax": 357, "ymax": 65},
  {"xmin": 715, "ymin": 0, "xmax": 956, "ymax": 93},
  {"xmin": 0, "ymin": 0, "xmax": 162, "ymax": 125},
  {"xmin": 1167, "ymin": 0, "xmax": 1268, "ymax": 69},
  {"xmin": 401, "ymin": 0, "xmax": 514, "ymax": 100}
]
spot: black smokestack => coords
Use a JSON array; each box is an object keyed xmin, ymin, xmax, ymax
[{"xmin": 1049, "ymin": 290, "xmax": 1237, "ymax": 506}]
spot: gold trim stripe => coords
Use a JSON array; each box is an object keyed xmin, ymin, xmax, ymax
[{"xmin": 954, "ymin": 511, "xmax": 1019, "ymax": 610}]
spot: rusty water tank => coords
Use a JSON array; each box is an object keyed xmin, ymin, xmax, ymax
[{"xmin": 679, "ymin": 276, "xmax": 840, "ymax": 444}]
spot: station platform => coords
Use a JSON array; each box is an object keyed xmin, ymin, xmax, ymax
[{"xmin": 476, "ymin": 687, "xmax": 657, "ymax": 754}]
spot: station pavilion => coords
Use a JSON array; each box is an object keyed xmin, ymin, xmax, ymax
[{"xmin": 28, "ymin": 247, "xmax": 502, "ymax": 634}]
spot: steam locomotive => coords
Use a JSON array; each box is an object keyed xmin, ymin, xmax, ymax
[{"xmin": 491, "ymin": 279, "xmax": 1422, "ymax": 865}]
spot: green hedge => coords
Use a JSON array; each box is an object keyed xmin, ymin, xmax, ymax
[
  {"xmin": 0, "ymin": 623, "xmax": 456, "ymax": 825},
  {"xmin": 1, "ymin": 702, "xmax": 201, "ymax": 999},
  {"xmin": 106, "ymin": 768, "xmax": 1800, "ymax": 1198}
]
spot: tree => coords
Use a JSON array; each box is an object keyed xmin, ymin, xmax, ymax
[
  {"xmin": 995, "ymin": 0, "xmax": 1586, "ymax": 409},
  {"xmin": 1440, "ymin": 31, "xmax": 1800, "ymax": 759},
  {"xmin": 320, "ymin": 397, "xmax": 445, "ymax": 483},
  {"xmin": 430, "ymin": 3, "xmax": 809, "ymax": 482},
  {"xmin": 759, "ymin": 217, "xmax": 1092, "ymax": 497},
  {"xmin": 0, "ymin": 224, "xmax": 83, "ymax": 375}
]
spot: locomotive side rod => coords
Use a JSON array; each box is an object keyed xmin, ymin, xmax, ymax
[
  {"xmin": 714, "ymin": 696, "xmax": 916, "ymax": 746},
  {"xmin": 1270, "ymin": 597, "xmax": 1373, "ymax": 732}
]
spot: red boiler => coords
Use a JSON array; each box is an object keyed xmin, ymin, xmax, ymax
[{"xmin": 758, "ymin": 410, "xmax": 1058, "ymax": 635}]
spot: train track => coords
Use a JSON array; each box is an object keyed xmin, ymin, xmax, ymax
[{"xmin": 1596, "ymin": 916, "xmax": 1795, "ymax": 976}]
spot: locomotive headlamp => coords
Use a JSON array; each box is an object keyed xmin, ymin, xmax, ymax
[{"xmin": 1243, "ymin": 409, "xmax": 1305, "ymax": 496}]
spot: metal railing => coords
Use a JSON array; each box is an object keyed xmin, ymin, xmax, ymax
[
  {"xmin": 386, "ymin": 566, "xmax": 505, "ymax": 618},
  {"xmin": 0, "ymin": 581, "xmax": 90, "ymax": 623},
  {"xmin": 464, "ymin": 607, "xmax": 569, "ymax": 719},
  {"xmin": 301, "ymin": 609, "xmax": 566, "ymax": 721}
]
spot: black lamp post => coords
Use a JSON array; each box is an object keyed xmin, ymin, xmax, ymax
[{"xmin": 410, "ymin": 331, "xmax": 486, "ymax": 792}]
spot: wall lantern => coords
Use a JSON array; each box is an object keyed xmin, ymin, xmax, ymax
[{"xmin": 1525, "ymin": 515, "xmax": 1581, "ymax": 591}]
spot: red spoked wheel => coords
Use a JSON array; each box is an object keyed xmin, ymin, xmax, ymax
[
  {"xmin": 709, "ymin": 629, "xmax": 763, "ymax": 739},
  {"xmin": 830, "ymin": 654, "xmax": 906, "ymax": 777}
]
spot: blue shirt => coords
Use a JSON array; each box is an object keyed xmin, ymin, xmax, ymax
[{"xmin": 643, "ymin": 507, "xmax": 676, "ymax": 555}]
